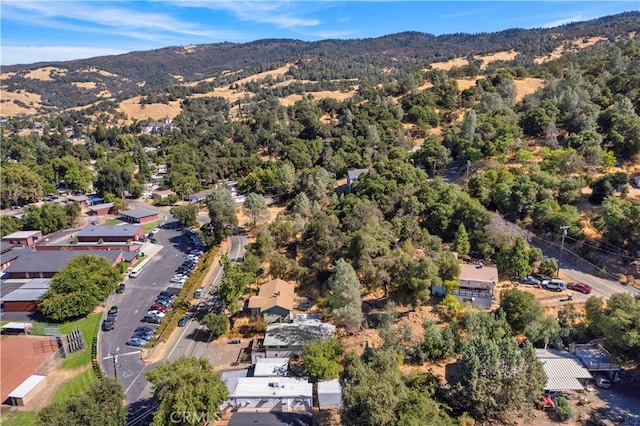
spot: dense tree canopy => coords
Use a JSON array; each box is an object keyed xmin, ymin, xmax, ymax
[{"xmin": 39, "ymin": 255, "xmax": 121, "ymax": 321}]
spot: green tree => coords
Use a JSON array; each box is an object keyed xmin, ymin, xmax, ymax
[
  {"xmin": 205, "ymin": 187, "xmax": 237, "ymax": 245},
  {"xmin": 37, "ymin": 378, "xmax": 126, "ymax": 426},
  {"xmin": 327, "ymin": 259, "xmax": 363, "ymax": 332},
  {"xmin": 146, "ymin": 357, "xmax": 229, "ymax": 426},
  {"xmin": 452, "ymin": 223, "xmax": 470, "ymax": 259},
  {"xmin": 0, "ymin": 216, "xmax": 21, "ymax": 237},
  {"xmin": 170, "ymin": 204, "xmax": 199, "ymax": 228},
  {"xmin": 167, "ymin": 163, "xmax": 201, "ymax": 200},
  {"xmin": 448, "ymin": 336, "xmax": 545, "ymax": 421},
  {"xmin": 554, "ymin": 396, "xmax": 573, "ymax": 422},
  {"xmin": 38, "ymin": 255, "xmax": 120, "ymax": 321},
  {"xmin": 599, "ymin": 294, "xmax": 640, "ymax": 360},
  {"xmin": 202, "ymin": 312, "xmax": 229, "ymax": 337},
  {"xmin": 95, "ymin": 164, "xmax": 131, "ymax": 198},
  {"xmin": 538, "ymin": 258, "xmax": 559, "ymax": 277},
  {"xmin": 496, "ymin": 236, "xmax": 532, "ymax": 278},
  {"xmin": 499, "ymin": 288, "xmax": 544, "ymax": 334},
  {"xmin": 302, "ymin": 337, "xmax": 343, "ymax": 380},
  {"xmin": 218, "ymin": 255, "xmax": 257, "ymax": 313},
  {"xmin": 243, "ymin": 193, "xmax": 269, "ymax": 226},
  {"xmin": 1, "ymin": 162, "xmax": 43, "ymax": 207}
]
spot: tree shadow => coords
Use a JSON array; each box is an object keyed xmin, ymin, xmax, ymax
[{"xmin": 126, "ymin": 397, "xmax": 158, "ymax": 426}]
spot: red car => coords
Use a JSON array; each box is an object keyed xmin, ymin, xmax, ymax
[
  {"xmin": 149, "ymin": 304, "xmax": 168, "ymax": 312},
  {"xmin": 567, "ymin": 282, "xmax": 592, "ymax": 294}
]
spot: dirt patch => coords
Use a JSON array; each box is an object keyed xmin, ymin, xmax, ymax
[
  {"xmin": 534, "ymin": 36, "xmax": 608, "ymax": 64},
  {"xmin": 169, "ymin": 74, "xmax": 184, "ymax": 82},
  {"xmin": 455, "ymin": 78, "xmax": 477, "ymax": 92},
  {"xmin": 78, "ymin": 67, "xmax": 119, "ymax": 78}
]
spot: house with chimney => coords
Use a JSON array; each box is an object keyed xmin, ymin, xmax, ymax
[{"xmin": 248, "ymin": 279, "xmax": 295, "ymax": 322}]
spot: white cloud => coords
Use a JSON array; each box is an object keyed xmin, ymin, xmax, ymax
[
  {"xmin": 1, "ymin": 45, "xmax": 130, "ymax": 66},
  {"xmin": 177, "ymin": 1, "xmax": 321, "ymax": 29},
  {"xmin": 541, "ymin": 14, "xmax": 585, "ymax": 28}
]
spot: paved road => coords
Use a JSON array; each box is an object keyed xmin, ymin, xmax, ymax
[
  {"xmin": 560, "ymin": 264, "xmax": 639, "ymax": 299},
  {"xmin": 99, "ymin": 220, "xmax": 193, "ymax": 404}
]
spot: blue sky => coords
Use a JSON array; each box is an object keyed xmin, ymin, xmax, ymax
[{"xmin": 1, "ymin": 1, "xmax": 637, "ymax": 66}]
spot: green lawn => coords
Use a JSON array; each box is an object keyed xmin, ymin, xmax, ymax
[
  {"xmin": 51, "ymin": 368, "xmax": 97, "ymax": 403},
  {"xmin": 59, "ymin": 314, "xmax": 101, "ymax": 369},
  {"xmin": 104, "ymin": 218, "xmax": 125, "ymax": 225},
  {"xmin": 142, "ymin": 219, "xmax": 162, "ymax": 233},
  {"xmin": 1, "ymin": 410, "xmax": 38, "ymax": 426}
]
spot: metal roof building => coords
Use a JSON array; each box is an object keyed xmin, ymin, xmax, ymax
[
  {"xmin": 536, "ymin": 348, "xmax": 592, "ymax": 391},
  {"xmin": 254, "ymin": 358, "xmax": 289, "ymax": 377},
  {"xmin": 317, "ymin": 379, "xmax": 342, "ymax": 409}
]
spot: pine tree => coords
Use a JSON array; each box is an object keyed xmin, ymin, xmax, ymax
[
  {"xmin": 327, "ymin": 258, "xmax": 363, "ymax": 332},
  {"xmin": 452, "ymin": 223, "xmax": 470, "ymax": 259}
]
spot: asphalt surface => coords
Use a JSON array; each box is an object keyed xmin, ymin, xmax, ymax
[
  {"xmin": 99, "ymin": 219, "xmax": 195, "ymax": 403},
  {"xmin": 560, "ymin": 264, "xmax": 640, "ymax": 299}
]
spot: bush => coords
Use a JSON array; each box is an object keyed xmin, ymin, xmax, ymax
[{"xmin": 554, "ymin": 396, "xmax": 572, "ymax": 422}]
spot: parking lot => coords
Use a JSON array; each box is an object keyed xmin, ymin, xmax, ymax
[{"xmin": 99, "ymin": 220, "xmax": 207, "ymax": 403}]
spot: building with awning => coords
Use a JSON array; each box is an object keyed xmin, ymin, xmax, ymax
[{"xmin": 536, "ymin": 348, "xmax": 592, "ymax": 391}]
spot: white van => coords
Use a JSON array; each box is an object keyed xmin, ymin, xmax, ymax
[
  {"xmin": 543, "ymin": 279, "xmax": 566, "ymax": 291},
  {"xmin": 594, "ymin": 373, "xmax": 611, "ymax": 389},
  {"xmin": 129, "ymin": 267, "xmax": 142, "ymax": 278}
]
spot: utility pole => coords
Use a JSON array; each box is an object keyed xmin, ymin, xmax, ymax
[
  {"xmin": 112, "ymin": 352, "xmax": 118, "ymax": 380},
  {"xmin": 558, "ymin": 226, "xmax": 570, "ymax": 277}
]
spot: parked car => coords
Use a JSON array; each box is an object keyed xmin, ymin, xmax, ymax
[
  {"xmin": 155, "ymin": 299, "xmax": 172, "ymax": 308},
  {"xmin": 567, "ymin": 282, "xmax": 592, "ymax": 294},
  {"xmin": 135, "ymin": 326, "xmax": 153, "ymax": 334},
  {"xmin": 133, "ymin": 330, "xmax": 154, "ymax": 340},
  {"xmin": 126, "ymin": 337, "xmax": 148, "ymax": 347},
  {"xmin": 194, "ymin": 287, "xmax": 205, "ymax": 299},
  {"xmin": 116, "ymin": 283, "xmax": 126, "ymax": 294},
  {"xmin": 149, "ymin": 304, "xmax": 168, "ymax": 313},
  {"xmin": 159, "ymin": 291, "xmax": 175, "ymax": 299},
  {"xmin": 178, "ymin": 316, "xmax": 189, "ymax": 327},
  {"xmin": 543, "ymin": 279, "xmax": 566, "ymax": 291},
  {"xmin": 229, "ymin": 338, "xmax": 241, "ymax": 344},
  {"xmin": 531, "ymin": 274, "xmax": 553, "ymax": 283},
  {"xmin": 520, "ymin": 276, "xmax": 541, "ymax": 286},
  {"xmin": 102, "ymin": 318, "xmax": 115, "ymax": 331},
  {"xmin": 142, "ymin": 315, "xmax": 162, "ymax": 324},
  {"xmin": 147, "ymin": 310, "xmax": 166, "ymax": 318},
  {"xmin": 108, "ymin": 306, "xmax": 119, "ymax": 317},
  {"xmin": 593, "ymin": 373, "xmax": 611, "ymax": 389}
]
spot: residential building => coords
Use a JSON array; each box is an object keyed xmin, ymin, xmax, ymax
[
  {"xmin": 253, "ymin": 320, "xmax": 336, "ymax": 362},
  {"xmin": 535, "ymin": 348, "xmax": 593, "ymax": 392},
  {"xmin": 228, "ymin": 413, "xmax": 313, "ymax": 426},
  {"xmin": 120, "ymin": 208, "xmax": 158, "ymax": 224},
  {"xmin": 346, "ymin": 168, "xmax": 369, "ymax": 192},
  {"xmin": 573, "ymin": 344, "xmax": 621, "ymax": 382},
  {"xmin": 253, "ymin": 358, "xmax": 289, "ymax": 377},
  {"xmin": 228, "ymin": 377, "xmax": 312, "ymax": 412},
  {"xmin": 1, "ymin": 242, "xmax": 20, "ymax": 271},
  {"xmin": 2, "ymin": 230, "xmax": 43, "ymax": 248},
  {"xmin": 433, "ymin": 263, "xmax": 499, "ymax": 309},
  {"xmin": 68, "ymin": 195, "xmax": 90, "ymax": 206},
  {"xmin": 151, "ymin": 189, "xmax": 175, "ymax": 200},
  {"xmin": 248, "ymin": 279, "xmax": 295, "ymax": 322},
  {"xmin": 189, "ymin": 189, "xmax": 214, "ymax": 203}
]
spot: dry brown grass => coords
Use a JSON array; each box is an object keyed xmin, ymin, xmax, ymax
[
  {"xmin": 477, "ymin": 50, "xmax": 519, "ymax": 69},
  {"xmin": 455, "ymin": 78, "xmax": 477, "ymax": 92},
  {"xmin": 24, "ymin": 66, "xmax": 67, "ymax": 81},
  {"xmin": 72, "ymin": 81, "xmax": 97, "ymax": 89},
  {"xmin": 279, "ymin": 89, "xmax": 357, "ymax": 106},
  {"xmin": 0, "ymin": 87, "xmax": 43, "ymax": 115},
  {"xmin": 430, "ymin": 57, "xmax": 469, "ymax": 71},
  {"xmin": 191, "ymin": 87, "xmax": 253, "ymax": 104},
  {"xmin": 513, "ymin": 77, "xmax": 545, "ymax": 102},
  {"xmin": 78, "ymin": 67, "xmax": 119, "ymax": 78},
  {"xmin": 118, "ymin": 96, "xmax": 182, "ymax": 122},
  {"xmin": 169, "ymin": 74, "xmax": 184, "ymax": 82},
  {"xmin": 534, "ymin": 36, "xmax": 608, "ymax": 64}
]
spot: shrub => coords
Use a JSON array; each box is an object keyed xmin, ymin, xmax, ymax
[{"xmin": 554, "ymin": 396, "xmax": 572, "ymax": 422}]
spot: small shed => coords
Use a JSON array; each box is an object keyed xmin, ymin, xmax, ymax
[
  {"xmin": 68, "ymin": 195, "xmax": 89, "ymax": 206},
  {"xmin": 120, "ymin": 208, "xmax": 158, "ymax": 224},
  {"xmin": 7, "ymin": 375, "xmax": 47, "ymax": 406},
  {"xmin": 1, "ymin": 322, "xmax": 33, "ymax": 334},
  {"xmin": 317, "ymin": 379, "xmax": 343, "ymax": 409}
]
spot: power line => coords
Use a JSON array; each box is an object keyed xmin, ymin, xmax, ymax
[{"xmin": 564, "ymin": 235, "xmax": 638, "ymax": 261}]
